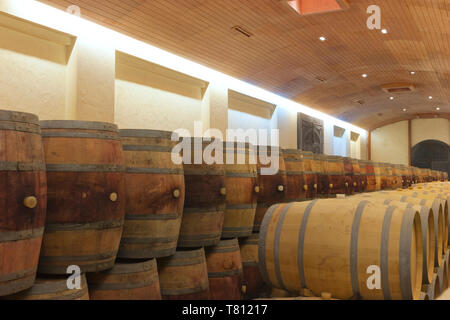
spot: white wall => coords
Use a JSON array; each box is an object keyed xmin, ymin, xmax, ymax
[
  {"xmin": 371, "ymin": 120, "xmax": 409, "ymax": 165},
  {"xmin": 411, "ymin": 118, "xmax": 450, "ymax": 147}
]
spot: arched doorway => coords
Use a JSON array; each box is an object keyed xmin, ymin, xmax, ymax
[{"xmin": 411, "ymin": 140, "xmax": 449, "ymax": 175}]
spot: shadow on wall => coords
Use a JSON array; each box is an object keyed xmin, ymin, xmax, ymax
[{"xmin": 411, "ymin": 139, "xmax": 449, "ymax": 175}]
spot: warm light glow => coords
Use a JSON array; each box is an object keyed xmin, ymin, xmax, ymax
[
  {"xmin": 362, "ymin": 74, "xmax": 368, "ymax": 78},
  {"xmin": 436, "ymin": 107, "xmax": 440, "ymax": 111},
  {"xmin": 429, "ymin": 96, "xmax": 433, "ymax": 100},
  {"xmin": 402, "ymin": 108, "xmax": 407, "ymax": 112},
  {"xmin": 410, "ymin": 71, "xmax": 416, "ymax": 75},
  {"xmin": 381, "ymin": 29, "xmax": 388, "ymax": 34},
  {"xmin": 0, "ymin": 0, "xmax": 367, "ymax": 135},
  {"xmin": 390, "ymin": 97, "xmax": 394, "ymax": 100},
  {"xmin": 319, "ymin": 36, "xmax": 327, "ymax": 41}
]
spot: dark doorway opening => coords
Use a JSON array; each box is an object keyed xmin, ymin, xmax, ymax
[{"xmin": 411, "ymin": 139, "xmax": 449, "ymax": 175}]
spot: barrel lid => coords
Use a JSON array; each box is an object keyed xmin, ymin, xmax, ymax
[
  {"xmin": 40, "ymin": 120, "xmax": 118, "ymax": 132},
  {"xmin": 0, "ymin": 109, "xmax": 39, "ymax": 125},
  {"xmin": 120, "ymin": 129, "xmax": 177, "ymax": 139}
]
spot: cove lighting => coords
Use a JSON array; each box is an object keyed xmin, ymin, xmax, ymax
[{"xmin": 0, "ymin": 0, "xmax": 367, "ymax": 135}]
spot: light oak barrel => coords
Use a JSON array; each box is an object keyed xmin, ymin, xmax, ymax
[
  {"xmin": 259, "ymin": 199, "xmax": 423, "ymax": 300},
  {"xmin": 206, "ymin": 238, "xmax": 244, "ymax": 300},
  {"xmin": 39, "ymin": 120, "xmax": 126, "ymax": 274},
  {"xmin": 239, "ymin": 233, "xmax": 269, "ymax": 299},
  {"xmin": 358, "ymin": 160, "xmax": 368, "ymax": 193},
  {"xmin": 373, "ymin": 162, "xmax": 382, "ymax": 191},
  {"xmin": 361, "ymin": 160, "xmax": 376, "ymax": 192},
  {"xmin": 0, "ymin": 110, "xmax": 47, "ymax": 297},
  {"xmin": 222, "ymin": 142, "xmax": 258, "ymax": 239},
  {"xmin": 87, "ymin": 259, "xmax": 161, "ymax": 300},
  {"xmin": 118, "ymin": 130, "xmax": 184, "ymax": 258},
  {"xmin": 157, "ymin": 248, "xmax": 209, "ymax": 300},
  {"xmin": 325, "ymin": 155, "xmax": 346, "ymax": 196},
  {"xmin": 3, "ymin": 274, "xmax": 89, "ymax": 300},
  {"xmin": 351, "ymin": 159, "xmax": 362, "ymax": 192},
  {"xmin": 178, "ymin": 138, "xmax": 226, "ymax": 247},
  {"xmin": 301, "ymin": 151, "xmax": 318, "ymax": 199},
  {"xmin": 253, "ymin": 146, "xmax": 287, "ymax": 232},
  {"xmin": 354, "ymin": 192, "xmax": 444, "ymax": 267},
  {"xmin": 343, "ymin": 157, "xmax": 355, "ymax": 195},
  {"xmin": 312, "ymin": 154, "xmax": 328, "ymax": 197}
]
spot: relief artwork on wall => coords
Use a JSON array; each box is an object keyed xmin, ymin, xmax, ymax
[{"xmin": 297, "ymin": 112, "xmax": 324, "ymax": 154}]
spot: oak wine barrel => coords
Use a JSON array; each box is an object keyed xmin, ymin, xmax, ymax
[
  {"xmin": 325, "ymin": 155, "xmax": 346, "ymax": 195},
  {"xmin": 0, "ymin": 110, "xmax": 47, "ymax": 296},
  {"xmin": 302, "ymin": 151, "xmax": 318, "ymax": 199},
  {"xmin": 283, "ymin": 149, "xmax": 307, "ymax": 202}
]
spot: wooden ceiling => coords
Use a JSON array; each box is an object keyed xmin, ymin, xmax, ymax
[{"xmin": 39, "ymin": 0, "xmax": 450, "ymax": 130}]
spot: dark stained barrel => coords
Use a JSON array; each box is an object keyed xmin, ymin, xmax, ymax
[
  {"xmin": 325, "ymin": 155, "xmax": 346, "ymax": 195},
  {"xmin": 362, "ymin": 160, "xmax": 376, "ymax": 192},
  {"xmin": 239, "ymin": 233, "xmax": 269, "ymax": 299},
  {"xmin": 87, "ymin": 259, "xmax": 161, "ymax": 300},
  {"xmin": 358, "ymin": 160, "xmax": 368, "ymax": 192},
  {"xmin": 351, "ymin": 159, "xmax": 362, "ymax": 192},
  {"xmin": 343, "ymin": 157, "xmax": 355, "ymax": 195},
  {"xmin": 118, "ymin": 130, "xmax": 184, "ymax": 258},
  {"xmin": 3, "ymin": 274, "xmax": 89, "ymax": 300},
  {"xmin": 0, "ymin": 110, "xmax": 47, "ymax": 296},
  {"xmin": 39, "ymin": 120, "xmax": 126, "ymax": 274},
  {"xmin": 179, "ymin": 138, "xmax": 226, "ymax": 247},
  {"xmin": 312, "ymin": 154, "xmax": 328, "ymax": 197},
  {"xmin": 206, "ymin": 238, "xmax": 244, "ymax": 300},
  {"xmin": 158, "ymin": 248, "xmax": 209, "ymax": 300},
  {"xmin": 283, "ymin": 149, "xmax": 307, "ymax": 202},
  {"xmin": 222, "ymin": 142, "xmax": 258, "ymax": 239},
  {"xmin": 253, "ymin": 146, "xmax": 287, "ymax": 232},
  {"xmin": 302, "ymin": 151, "xmax": 318, "ymax": 199}
]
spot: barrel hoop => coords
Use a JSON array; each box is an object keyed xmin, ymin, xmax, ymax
[
  {"xmin": 0, "ymin": 267, "xmax": 37, "ymax": 282},
  {"xmin": 183, "ymin": 207, "xmax": 225, "ymax": 214},
  {"xmin": 242, "ymin": 261, "xmax": 259, "ymax": 267},
  {"xmin": 123, "ymin": 145, "xmax": 173, "ymax": 152},
  {"xmin": 222, "ymin": 226, "xmax": 253, "ymax": 232},
  {"xmin": 0, "ymin": 227, "xmax": 44, "ymax": 242},
  {"xmin": 44, "ymin": 219, "xmax": 124, "ymax": 232},
  {"xmin": 125, "ymin": 213, "xmax": 180, "ymax": 220},
  {"xmin": 46, "ymin": 164, "xmax": 124, "ymax": 172},
  {"xmin": 178, "ymin": 233, "xmax": 221, "ymax": 241},
  {"xmin": 25, "ymin": 277, "xmax": 87, "ymax": 296},
  {"xmin": 420, "ymin": 199, "xmax": 427, "ymax": 206},
  {"xmin": 399, "ymin": 208, "xmax": 415, "ymax": 300},
  {"xmin": 120, "ymin": 129, "xmax": 175, "ymax": 139},
  {"xmin": 350, "ymin": 200, "xmax": 370, "ymax": 298},
  {"xmin": 401, "ymin": 196, "xmax": 407, "ymax": 202},
  {"xmin": 225, "ymin": 171, "xmax": 257, "ymax": 178},
  {"xmin": 39, "ymin": 250, "xmax": 118, "ymax": 263},
  {"xmin": 383, "ymin": 199, "xmax": 392, "ymax": 205},
  {"xmin": 160, "ymin": 256, "xmax": 205, "ymax": 267},
  {"xmin": 40, "ymin": 120, "xmax": 118, "ymax": 132},
  {"xmin": 0, "ymin": 122, "xmax": 41, "ymax": 134},
  {"xmin": 302, "ymin": 171, "xmax": 316, "ymax": 175},
  {"xmin": 257, "ymin": 169, "xmax": 286, "ymax": 175},
  {"xmin": 206, "ymin": 246, "xmax": 239, "ymax": 254},
  {"xmin": 0, "ymin": 110, "xmax": 39, "ymax": 124},
  {"xmin": 284, "ymin": 158, "xmax": 303, "ymax": 163},
  {"xmin": 161, "ymin": 282, "xmax": 209, "ymax": 296},
  {"xmin": 412, "ymin": 192, "xmax": 418, "ymax": 197},
  {"xmin": 274, "ymin": 202, "xmax": 294, "ymax": 291},
  {"xmin": 125, "ymin": 167, "xmax": 183, "ymax": 175},
  {"xmin": 89, "ymin": 277, "xmax": 158, "ymax": 291},
  {"xmin": 297, "ymin": 200, "xmax": 319, "ymax": 289},
  {"xmin": 120, "ymin": 236, "xmax": 178, "ymax": 244},
  {"xmin": 183, "ymin": 169, "xmax": 225, "ymax": 176},
  {"xmin": 226, "ymin": 203, "xmax": 256, "ymax": 210},
  {"xmin": 41, "ymin": 132, "xmax": 120, "ymax": 140},
  {"xmin": 208, "ymin": 268, "xmax": 242, "ymax": 278},
  {"xmin": 107, "ymin": 260, "xmax": 157, "ymax": 274},
  {"xmin": 258, "ymin": 204, "xmax": 279, "ymax": 287},
  {"xmin": 327, "ymin": 172, "xmax": 345, "ymax": 176},
  {"xmin": 380, "ymin": 205, "xmax": 396, "ymax": 300},
  {"xmin": 285, "ymin": 171, "xmax": 305, "ymax": 176},
  {"xmin": 0, "ymin": 161, "xmax": 46, "ymax": 171}
]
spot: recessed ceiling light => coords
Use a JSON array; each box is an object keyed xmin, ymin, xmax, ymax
[
  {"xmin": 381, "ymin": 29, "xmax": 388, "ymax": 34},
  {"xmin": 429, "ymin": 96, "xmax": 433, "ymax": 100},
  {"xmin": 402, "ymin": 108, "xmax": 407, "ymax": 112},
  {"xmin": 436, "ymin": 107, "xmax": 440, "ymax": 111},
  {"xmin": 390, "ymin": 96, "xmax": 394, "ymax": 100},
  {"xmin": 319, "ymin": 36, "xmax": 326, "ymax": 41},
  {"xmin": 410, "ymin": 71, "xmax": 416, "ymax": 75},
  {"xmin": 362, "ymin": 74, "xmax": 367, "ymax": 78}
]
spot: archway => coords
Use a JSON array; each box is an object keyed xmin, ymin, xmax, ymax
[{"xmin": 411, "ymin": 140, "xmax": 449, "ymax": 175}]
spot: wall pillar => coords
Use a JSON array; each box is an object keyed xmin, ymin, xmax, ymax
[{"xmin": 201, "ymin": 82, "xmax": 228, "ymax": 136}]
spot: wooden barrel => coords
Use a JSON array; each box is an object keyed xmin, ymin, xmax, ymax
[
  {"xmin": 343, "ymin": 157, "xmax": 355, "ymax": 195},
  {"xmin": 413, "ymin": 167, "xmax": 421, "ymax": 184},
  {"xmin": 423, "ymin": 273, "xmax": 439, "ymax": 300},
  {"xmin": 356, "ymin": 191, "xmax": 445, "ymax": 267},
  {"xmin": 373, "ymin": 162, "xmax": 382, "ymax": 191},
  {"xmin": 380, "ymin": 163, "xmax": 392, "ymax": 190},
  {"xmin": 358, "ymin": 160, "xmax": 368, "ymax": 192},
  {"xmin": 312, "ymin": 154, "xmax": 328, "ymax": 197},
  {"xmin": 407, "ymin": 166, "xmax": 414, "ymax": 186},
  {"xmin": 87, "ymin": 259, "xmax": 161, "ymax": 300},
  {"xmin": 393, "ymin": 164, "xmax": 403, "ymax": 189},
  {"xmin": 158, "ymin": 248, "xmax": 209, "ymax": 300},
  {"xmin": 3, "ymin": 274, "xmax": 89, "ymax": 300},
  {"xmin": 325, "ymin": 155, "xmax": 346, "ymax": 195},
  {"xmin": 349, "ymin": 196, "xmax": 435, "ymax": 284},
  {"xmin": 206, "ymin": 238, "xmax": 244, "ymax": 300},
  {"xmin": 39, "ymin": 120, "xmax": 125, "ymax": 274},
  {"xmin": 0, "ymin": 110, "xmax": 47, "ymax": 296},
  {"xmin": 302, "ymin": 151, "xmax": 318, "ymax": 199},
  {"xmin": 118, "ymin": 130, "xmax": 184, "ymax": 258},
  {"xmin": 283, "ymin": 149, "xmax": 307, "ymax": 202},
  {"xmin": 239, "ymin": 233, "xmax": 269, "ymax": 299},
  {"xmin": 259, "ymin": 199, "xmax": 423, "ymax": 300},
  {"xmin": 351, "ymin": 159, "xmax": 362, "ymax": 192},
  {"xmin": 253, "ymin": 146, "xmax": 287, "ymax": 232},
  {"xmin": 222, "ymin": 142, "xmax": 258, "ymax": 239},
  {"xmin": 179, "ymin": 138, "xmax": 226, "ymax": 247},
  {"xmin": 360, "ymin": 160, "xmax": 375, "ymax": 192}
]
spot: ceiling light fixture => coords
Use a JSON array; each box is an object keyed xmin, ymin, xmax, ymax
[
  {"xmin": 436, "ymin": 107, "xmax": 440, "ymax": 111},
  {"xmin": 390, "ymin": 97, "xmax": 394, "ymax": 100},
  {"xmin": 362, "ymin": 74, "xmax": 368, "ymax": 78},
  {"xmin": 319, "ymin": 36, "xmax": 326, "ymax": 41},
  {"xmin": 410, "ymin": 71, "xmax": 416, "ymax": 75},
  {"xmin": 402, "ymin": 108, "xmax": 407, "ymax": 112},
  {"xmin": 429, "ymin": 96, "xmax": 433, "ymax": 100},
  {"xmin": 381, "ymin": 29, "xmax": 388, "ymax": 34}
]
